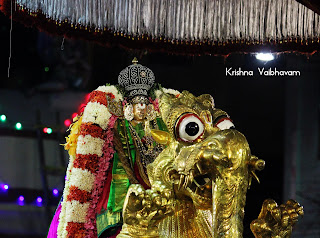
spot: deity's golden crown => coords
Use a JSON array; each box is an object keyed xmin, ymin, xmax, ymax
[{"xmin": 118, "ymin": 58, "xmax": 155, "ymax": 98}]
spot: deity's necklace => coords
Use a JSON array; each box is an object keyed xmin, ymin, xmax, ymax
[{"xmin": 128, "ymin": 120, "xmax": 164, "ymax": 168}]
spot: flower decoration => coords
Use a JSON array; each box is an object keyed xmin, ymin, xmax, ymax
[
  {"xmin": 154, "ymin": 87, "xmax": 180, "ymax": 98},
  {"xmin": 56, "ymin": 84, "xmax": 168, "ymax": 238},
  {"xmin": 64, "ymin": 116, "xmax": 83, "ymax": 157},
  {"xmin": 57, "ymin": 86, "xmax": 122, "ymax": 238}
]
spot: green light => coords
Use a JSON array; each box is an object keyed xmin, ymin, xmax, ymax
[
  {"xmin": 44, "ymin": 67, "xmax": 49, "ymax": 72},
  {"xmin": 15, "ymin": 122, "xmax": 22, "ymax": 130},
  {"xmin": 47, "ymin": 128, "xmax": 53, "ymax": 134},
  {"xmin": 0, "ymin": 114, "xmax": 6, "ymax": 122}
]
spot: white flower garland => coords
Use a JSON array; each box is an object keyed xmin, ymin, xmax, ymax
[
  {"xmin": 155, "ymin": 87, "xmax": 180, "ymax": 98},
  {"xmin": 82, "ymin": 101, "xmax": 112, "ymax": 130},
  {"xmin": 65, "ymin": 200, "xmax": 90, "ymax": 223},
  {"xmin": 76, "ymin": 134, "xmax": 105, "ymax": 157},
  {"xmin": 68, "ymin": 168, "xmax": 96, "ymax": 192},
  {"xmin": 57, "ymin": 154, "xmax": 75, "ymax": 238},
  {"xmin": 58, "ymin": 85, "xmax": 124, "ymax": 238},
  {"xmin": 96, "ymin": 85, "xmax": 124, "ymax": 101}
]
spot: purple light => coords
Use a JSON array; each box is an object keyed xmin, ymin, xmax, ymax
[
  {"xmin": 1, "ymin": 184, "xmax": 9, "ymax": 191},
  {"xmin": 36, "ymin": 197, "xmax": 43, "ymax": 203},
  {"xmin": 52, "ymin": 188, "xmax": 59, "ymax": 196},
  {"xmin": 17, "ymin": 195, "xmax": 25, "ymax": 206}
]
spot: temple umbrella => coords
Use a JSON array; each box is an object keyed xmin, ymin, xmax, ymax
[{"xmin": 1, "ymin": 0, "xmax": 320, "ymax": 55}]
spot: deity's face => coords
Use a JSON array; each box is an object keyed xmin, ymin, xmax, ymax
[{"xmin": 133, "ymin": 103, "xmax": 147, "ymax": 121}]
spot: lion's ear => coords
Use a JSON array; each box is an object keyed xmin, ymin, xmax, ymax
[{"xmin": 151, "ymin": 129, "xmax": 173, "ymax": 146}]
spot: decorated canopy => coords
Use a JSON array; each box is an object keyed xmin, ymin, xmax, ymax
[{"xmin": 1, "ymin": 0, "xmax": 320, "ymax": 55}]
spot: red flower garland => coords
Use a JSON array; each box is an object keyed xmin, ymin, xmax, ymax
[
  {"xmin": 87, "ymin": 91, "xmax": 109, "ymax": 107},
  {"xmin": 73, "ymin": 154, "xmax": 100, "ymax": 174},
  {"xmin": 67, "ymin": 186, "xmax": 91, "ymax": 203},
  {"xmin": 66, "ymin": 222, "xmax": 86, "ymax": 238},
  {"xmin": 80, "ymin": 123, "xmax": 104, "ymax": 139},
  {"xmin": 84, "ymin": 115, "xmax": 117, "ymax": 237}
]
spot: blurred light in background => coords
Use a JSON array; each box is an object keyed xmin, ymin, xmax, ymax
[
  {"xmin": 0, "ymin": 114, "xmax": 6, "ymax": 122},
  {"xmin": 64, "ymin": 119, "xmax": 71, "ymax": 127},
  {"xmin": 43, "ymin": 127, "xmax": 53, "ymax": 134},
  {"xmin": 18, "ymin": 195, "xmax": 25, "ymax": 206},
  {"xmin": 85, "ymin": 93, "xmax": 91, "ymax": 102},
  {"xmin": 52, "ymin": 188, "xmax": 59, "ymax": 196},
  {"xmin": 255, "ymin": 53, "xmax": 275, "ymax": 62},
  {"xmin": 15, "ymin": 122, "xmax": 22, "ymax": 130},
  {"xmin": 1, "ymin": 184, "xmax": 9, "ymax": 191},
  {"xmin": 79, "ymin": 103, "xmax": 86, "ymax": 113},
  {"xmin": 36, "ymin": 196, "xmax": 43, "ymax": 206}
]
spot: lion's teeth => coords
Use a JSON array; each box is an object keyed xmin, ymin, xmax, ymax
[
  {"xmin": 193, "ymin": 179, "xmax": 201, "ymax": 188},
  {"xmin": 178, "ymin": 175, "xmax": 185, "ymax": 190},
  {"xmin": 183, "ymin": 175, "xmax": 188, "ymax": 189},
  {"xmin": 196, "ymin": 163, "xmax": 204, "ymax": 174}
]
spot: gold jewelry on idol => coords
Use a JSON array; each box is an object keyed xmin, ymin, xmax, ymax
[{"xmin": 124, "ymin": 103, "xmax": 134, "ymax": 121}]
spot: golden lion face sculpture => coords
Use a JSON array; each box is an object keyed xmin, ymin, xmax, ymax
[
  {"xmin": 118, "ymin": 91, "xmax": 302, "ymax": 238},
  {"xmin": 147, "ymin": 91, "xmax": 259, "ymax": 237}
]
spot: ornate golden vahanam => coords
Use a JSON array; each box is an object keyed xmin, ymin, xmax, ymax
[{"xmin": 117, "ymin": 91, "xmax": 303, "ymax": 238}]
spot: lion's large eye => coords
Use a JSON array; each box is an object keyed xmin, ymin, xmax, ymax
[{"xmin": 175, "ymin": 113, "xmax": 204, "ymax": 142}]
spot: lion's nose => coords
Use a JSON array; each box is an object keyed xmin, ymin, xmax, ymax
[{"xmin": 199, "ymin": 148, "xmax": 232, "ymax": 169}]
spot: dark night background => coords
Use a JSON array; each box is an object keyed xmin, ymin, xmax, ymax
[{"xmin": 0, "ymin": 9, "xmax": 319, "ymax": 238}]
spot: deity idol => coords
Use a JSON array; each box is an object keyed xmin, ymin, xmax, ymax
[{"xmin": 48, "ymin": 59, "xmax": 234, "ymax": 238}]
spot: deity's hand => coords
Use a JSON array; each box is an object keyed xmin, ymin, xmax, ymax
[
  {"xmin": 250, "ymin": 199, "xmax": 304, "ymax": 238},
  {"xmin": 117, "ymin": 181, "xmax": 174, "ymax": 238}
]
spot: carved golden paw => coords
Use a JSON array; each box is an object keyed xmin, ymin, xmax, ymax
[
  {"xmin": 250, "ymin": 199, "xmax": 304, "ymax": 238},
  {"xmin": 117, "ymin": 182, "xmax": 174, "ymax": 238}
]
